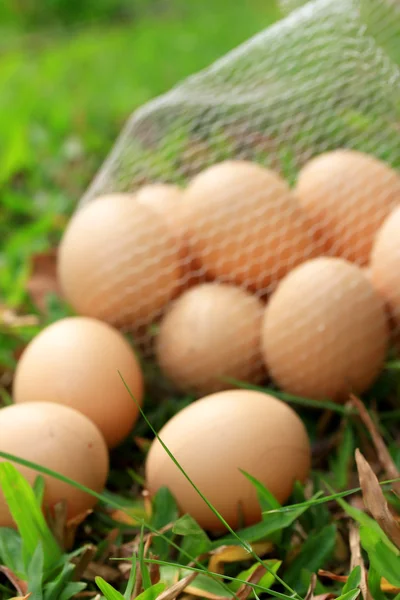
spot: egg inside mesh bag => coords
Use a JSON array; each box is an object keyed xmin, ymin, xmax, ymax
[{"xmin": 68, "ymin": 0, "xmax": 400, "ymax": 393}]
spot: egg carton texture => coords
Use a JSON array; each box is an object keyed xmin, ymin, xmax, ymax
[{"xmin": 64, "ymin": 0, "xmax": 400, "ymax": 397}]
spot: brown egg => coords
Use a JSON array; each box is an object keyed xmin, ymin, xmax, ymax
[
  {"xmin": 13, "ymin": 317, "xmax": 144, "ymax": 448},
  {"xmin": 145, "ymin": 390, "xmax": 310, "ymax": 531},
  {"xmin": 371, "ymin": 205, "xmax": 400, "ymax": 325},
  {"xmin": 58, "ymin": 193, "xmax": 182, "ymax": 328},
  {"xmin": 135, "ymin": 183, "xmax": 184, "ymax": 232},
  {"xmin": 182, "ymin": 160, "xmax": 317, "ymax": 292},
  {"xmin": 0, "ymin": 402, "xmax": 109, "ymax": 527},
  {"xmin": 295, "ymin": 149, "xmax": 400, "ymax": 265},
  {"xmin": 136, "ymin": 183, "xmax": 203, "ymax": 289},
  {"xmin": 156, "ymin": 283, "xmax": 265, "ymax": 394},
  {"xmin": 262, "ymin": 257, "xmax": 389, "ymax": 401}
]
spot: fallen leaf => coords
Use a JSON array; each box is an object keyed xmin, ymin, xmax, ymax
[
  {"xmin": 143, "ymin": 489, "xmax": 153, "ymax": 518},
  {"xmin": 47, "ymin": 500, "xmax": 92, "ymax": 550},
  {"xmin": 350, "ymin": 395, "xmax": 400, "ymax": 495},
  {"xmin": 97, "ymin": 528, "xmax": 119, "ymax": 563},
  {"xmin": 26, "ymin": 248, "xmax": 62, "ymax": 312},
  {"xmin": 312, "ymin": 596, "xmax": 335, "ymax": 600},
  {"xmin": 110, "ymin": 509, "xmax": 141, "ymax": 526},
  {"xmin": 0, "ymin": 306, "xmax": 38, "ymax": 328},
  {"xmin": 184, "ymin": 580, "xmax": 232, "ymax": 600},
  {"xmin": 349, "ymin": 522, "xmax": 371, "ymax": 600},
  {"xmin": 0, "ymin": 565, "xmax": 28, "ymax": 595},
  {"xmin": 83, "ymin": 562, "xmax": 120, "ymax": 582},
  {"xmin": 208, "ymin": 543, "xmax": 273, "ymax": 575},
  {"xmin": 156, "ymin": 571, "xmax": 198, "ymax": 600},
  {"xmin": 73, "ymin": 545, "xmax": 97, "ymax": 581},
  {"xmin": 355, "ymin": 449, "xmax": 400, "ymax": 549},
  {"xmin": 236, "ymin": 564, "xmax": 268, "ymax": 600},
  {"xmin": 135, "ymin": 436, "xmax": 153, "ymax": 453},
  {"xmin": 305, "ymin": 573, "xmax": 317, "ymax": 600},
  {"xmin": 9, "ymin": 596, "xmax": 31, "ymax": 600},
  {"xmin": 148, "ymin": 553, "xmax": 161, "ymax": 586},
  {"xmin": 318, "ymin": 570, "xmax": 348, "ymax": 583},
  {"xmin": 381, "ymin": 578, "xmax": 400, "ymax": 593}
]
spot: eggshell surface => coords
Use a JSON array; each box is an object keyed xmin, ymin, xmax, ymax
[
  {"xmin": 295, "ymin": 149, "xmax": 400, "ymax": 265},
  {"xmin": 0, "ymin": 402, "xmax": 109, "ymax": 527},
  {"xmin": 183, "ymin": 160, "xmax": 317, "ymax": 291},
  {"xmin": 371, "ymin": 205, "xmax": 400, "ymax": 325},
  {"xmin": 145, "ymin": 390, "xmax": 311, "ymax": 531},
  {"xmin": 57, "ymin": 193, "xmax": 181, "ymax": 328},
  {"xmin": 156, "ymin": 283, "xmax": 265, "ymax": 393},
  {"xmin": 262, "ymin": 257, "xmax": 389, "ymax": 401},
  {"xmin": 13, "ymin": 317, "xmax": 144, "ymax": 448},
  {"xmin": 136, "ymin": 183, "xmax": 202, "ymax": 289}
]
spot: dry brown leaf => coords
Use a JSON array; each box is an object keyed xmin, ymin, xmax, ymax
[
  {"xmin": 350, "ymin": 394, "xmax": 400, "ymax": 495},
  {"xmin": 73, "ymin": 545, "xmax": 97, "ymax": 582},
  {"xmin": 236, "ymin": 564, "xmax": 269, "ymax": 600},
  {"xmin": 120, "ymin": 523, "xmax": 174, "ymax": 558},
  {"xmin": 97, "ymin": 528, "xmax": 119, "ymax": 563},
  {"xmin": 208, "ymin": 542, "xmax": 272, "ymax": 574},
  {"xmin": 183, "ymin": 584, "xmax": 230, "ymax": 600},
  {"xmin": 355, "ymin": 449, "xmax": 400, "ymax": 549},
  {"xmin": 318, "ymin": 570, "xmax": 348, "ymax": 583},
  {"xmin": 110, "ymin": 509, "xmax": 141, "ymax": 526},
  {"xmin": 312, "ymin": 596, "xmax": 335, "ymax": 600},
  {"xmin": 156, "ymin": 571, "xmax": 198, "ymax": 600},
  {"xmin": 0, "ymin": 566, "xmax": 28, "ymax": 595},
  {"xmin": 349, "ymin": 522, "xmax": 371, "ymax": 600},
  {"xmin": 26, "ymin": 248, "xmax": 62, "ymax": 312},
  {"xmin": 149, "ymin": 553, "xmax": 161, "ymax": 586},
  {"xmin": 134, "ymin": 436, "xmax": 153, "ymax": 453},
  {"xmin": 0, "ymin": 306, "xmax": 38, "ymax": 328},
  {"xmin": 143, "ymin": 489, "xmax": 153, "ymax": 518},
  {"xmin": 381, "ymin": 578, "xmax": 400, "ymax": 593},
  {"xmin": 9, "ymin": 595, "xmax": 31, "ymax": 600},
  {"xmin": 305, "ymin": 573, "xmax": 317, "ymax": 600},
  {"xmin": 83, "ymin": 562, "xmax": 121, "ymax": 582}
]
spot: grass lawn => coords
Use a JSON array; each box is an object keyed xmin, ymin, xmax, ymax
[{"xmin": 1, "ymin": 1, "xmax": 400, "ymax": 599}]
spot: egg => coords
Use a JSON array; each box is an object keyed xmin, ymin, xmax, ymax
[
  {"xmin": 295, "ymin": 149, "xmax": 400, "ymax": 265},
  {"xmin": 261, "ymin": 257, "xmax": 389, "ymax": 401},
  {"xmin": 136, "ymin": 183, "xmax": 203, "ymax": 289},
  {"xmin": 145, "ymin": 390, "xmax": 310, "ymax": 531},
  {"xmin": 13, "ymin": 317, "xmax": 144, "ymax": 448},
  {"xmin": 371, "ymin": 205, "xmax": 400, "ymax": 325},
  {"xmin": 0, "ymin": 402, "xmax": 109, "ymax": 527},
  {"xmin": 58, "ymin": 193, "xmax": 182, "ymax": 329},
  {"xmin": 182, "ymin": 160, "xmax": 317, "ymax": 292},
  {"xmin": 156, "ymin": 283, "xmax": 264, "ymax": 394}
]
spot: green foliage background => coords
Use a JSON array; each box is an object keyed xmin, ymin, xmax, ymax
[{"xmin": 0, "ymin": 0, "xmax": 280, "ymax": 310}]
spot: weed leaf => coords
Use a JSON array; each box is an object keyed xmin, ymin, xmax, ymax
[
  {"xmin": 359, "ymin": 525, "xmax": 400, "ymax": 587},
  {"xmin": 284, "ymin": 524, "xmax": 337, "ymax": 592},
  {"xmin": 0, "ymin": 463, "xmax": 61, "ymax": 573},
  {"xmin": 95, "ymin": 576, "xmax": 125, "ymax": 600}
]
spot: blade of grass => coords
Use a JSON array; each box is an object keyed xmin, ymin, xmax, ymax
[
  {"xmin": 0, "ymin": 452, "xmax": 237, "ymax": 599},
  {"xmin": 118, "ymin": 372, "xmax": 303, "ymax": 600},
  {"xmin": 224, "ymin": 378, "xmax": 353, "ymax": 415},
  {"xmin": 95, "ymin": 576, "xmax": 125, "ymax": 600},
  {"xmin": 124, "ymin": 555, "xmax": 137, "ymax": 600},
  {"xmin": 140, "ymin": 558, "xmax": 297, "ymax": 600},
  {"xmin": 342, "ymin": 566, "xmax": 361, "ymax": 593},
  {"xmin": 139, "ymin": 525, "xmax": 152, "ymax": 590}
]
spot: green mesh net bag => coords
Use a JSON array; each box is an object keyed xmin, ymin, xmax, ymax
[{"xmin": 57, "ymin": 0, "xmax": 400, "ymax": 400}]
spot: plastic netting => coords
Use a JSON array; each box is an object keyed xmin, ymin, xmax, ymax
[{"xmin": 58, "ymin": 0, "xmax": 400, "ymax": 399}]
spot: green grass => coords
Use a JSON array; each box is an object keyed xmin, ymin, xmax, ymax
[{"xmin": 0, "ymin": 0, "xmax": 280, "ymax": 309}]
